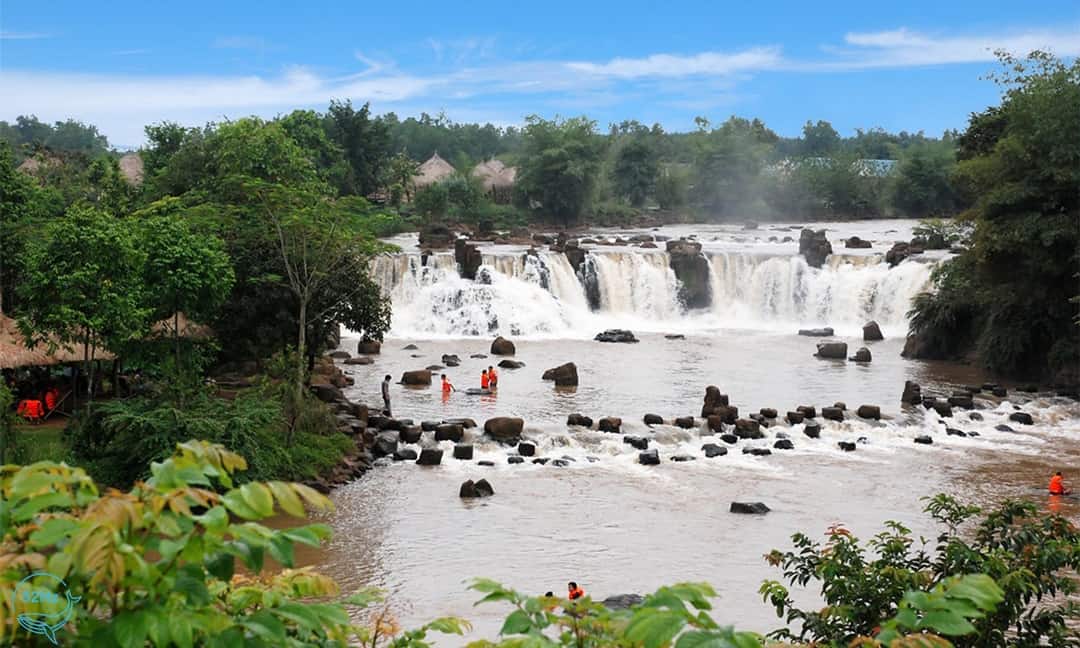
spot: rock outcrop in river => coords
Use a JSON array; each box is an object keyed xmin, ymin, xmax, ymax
[{"xmin": 666, "ymin": 239, "xmax": 711, "ymax": 309}]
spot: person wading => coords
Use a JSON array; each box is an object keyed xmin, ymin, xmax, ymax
[
  {"xmin": 381, "ymin": 375, "xmax": 392, "ymax": 416},
  {"xmin": 1049, "ymin": 471, "xmax": 1071, "ymax": 495},
  {"xmin": 567, "ymin": 582, "xmax": 585, "ymax": 600},
  {"xmin": 488, "ymin": 366, "xmax": 498, "ymax": 389},
  {"xmin": 480, "ymin": 369, "xmax": 490, "ymax": 390},
  {"xmin": 441, "ymin": 374, "xmax": 456, "ymax": 394}
]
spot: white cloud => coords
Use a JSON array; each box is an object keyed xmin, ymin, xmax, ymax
[
  {"xmin": 0, "ymin": 31, "xmax": 50, "ymax": 40},
  {"xmin": 567, "ymin": 47, "xmax": 783, "ymax": 79},
  {"xmin": 821, "ymin": 25, "xmax": 1080, "ymax": 68}
]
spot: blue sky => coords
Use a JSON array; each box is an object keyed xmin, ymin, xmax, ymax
[{"xmin": 1, "ymin": 0, "xmax": 1078, "ymax": 147}]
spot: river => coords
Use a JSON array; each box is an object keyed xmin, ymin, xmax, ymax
[{"xmin": 293, "ymin": 219, "xmax": 1080, "ymax": 644}]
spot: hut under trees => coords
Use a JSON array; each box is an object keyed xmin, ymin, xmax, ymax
[{"xmin": 413, "ymin": 153, "xmax": 457, "ymax": 189}]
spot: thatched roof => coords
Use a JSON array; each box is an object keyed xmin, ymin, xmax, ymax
[
  {"xmin": 150, "ymin": 312, "xmax": 214, "ymax": 341},
  {"xmin": 118, "ymin": 153, "xmax": 144, "ymax": 186},
  {"xmin": 0, "ymin": 315, "xmax": 115, "ymax": 369},
  {"xmin": 472, "ymin": 159, "xmax": 517, "ymax": 191},
  {"xmin": 414, "ymin": 153, "xmax": 456, "ymax": 188}
]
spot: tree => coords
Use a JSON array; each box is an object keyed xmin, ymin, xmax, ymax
[
  {"xmin": 800, "ymin": 119, "xmax": 841, "ymax": 156},
  {"xmin": 384, "ymin": 152, "xmax": 419, "ymax": 204},
  {"xmin": 889, "ymin": 141, "xmax": 957, "ymax": 217},
  {"xmin": 324, "ymin": 100, "xmax": 391, "ymax": 196},
  {"xmin": 692, "ymin": 117, "xmax": 773, "ymax": 216},
  {"xmin": 140, "ymin": 214, "xmax": 234, "ymax": 381},
  {"xmin": 277, "ymin": 109, "xmax": 353, "ymax": 195},
  {"xmin": 0, "ymin": 141, "xmax": 42, "ymax": 313},
  {"xmin": 17, "ymin": 207, "xmax": 149, "ymax": 406},
  {"xmin": 516, "ymin": 116, "xmax": 604, "ymax": 225},
  {"xmin": 611, "ymin": 133, "xmax": 660, "ymax": 207}
]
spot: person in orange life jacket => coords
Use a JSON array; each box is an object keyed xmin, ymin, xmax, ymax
[
  {"xmin": 487, "ymin": 366, "xmax": 498, "ymax": 388},
  {"xmin": 567, "ymin": 582, "xmax": 585, "ymax": 600},
  {"xmin": 441, "ymin": 374, "xmax": 456, "ymax": 394},
  {"xmin": 1049, "ymin": 471, "xmax": 1071, "ymax": 495},
  {"xmin": 480, "ymin": 370, "xmax": 490, "ymax": 390}
]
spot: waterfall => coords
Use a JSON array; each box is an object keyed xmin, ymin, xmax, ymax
[{"xmin": 369, "ymin": 246, "xmax": 933, "ymax": 338}]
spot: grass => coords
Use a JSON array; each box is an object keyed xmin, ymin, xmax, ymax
[{"xmin": 10, "ymin": 422, "xmax": 71, "ymax": 464}]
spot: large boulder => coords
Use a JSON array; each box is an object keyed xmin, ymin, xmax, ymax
[
  {"xmin": 902, "ymin": 381, "xmax": 922, "ymax": 405},
  {"xmin": 452, "ymin": 445, "xmax": 474, "ymax": 460},
  {"xmin": 759, "ymin": 408, "xmax": 778, "ymax": 419},
  {"xmin": 786, "ymin": 411, "xmax": 805, "ymax": 424},
  {"xmin": 799, "ymin": 229, "xmax": 832, "ymax": 268},
  {"xmin": 567, "ymin": 413, "xmax": 594, "ymax": 428},
  {"xmin": 598, "ymin": 417, "xmax": 622, "ymax": 433},
  {"xmin": 849, "ymin": 347, "xmax": 872, "ymax": 363},
  {"xmin": 416, "ymin": 449, "xmax": 444, "ymax": 466},
  {"xmin": 357, "ymin": 340, "xmax": 381, "ymax": 355},
  {"xmin": 846, "ymin": 236, "xmax": 872, "ymax": 249},
  {"xmin": 623, "ymin": 436, "xmax": 649, "ymax": 450},
  {"xmin": 594, "ymin": 329, "xmax": 638, "ymax": 343},
  {"xmin": 434, "ymin": 423, "xmax": 464, "ymax": 442},
  {"xmin": 638, "ymin": 449, "xmax": 660, "ymax": 465},
  {"xmin": 666, "ymin": 239, "xmax": 711, "ymax": 309},
  {"xmin": 856, "ymin": 405, "xmax": 881, "ymax": 420},
  {"xmin": 643, "ymin": 414, "xmax": 664, "ymax": 426},
  {"xmin": 401, "ymin": 370, "xmax": 432, "ymax": 386},
  {"xmin": 734, "ymin": 419, "xmax": 763, "ymax": 439},
  {"xmin": 816, "ymin": 341, "xmax": 848, "ymax": 359},
  {"xmin": 455, "ymin": 238, "xmax": 483, "ymax": 280},
  {"xmin": 822, "ymin": 406, "xmax": 844, "ymax": 422},
  {"xmin": 1009, "ymin": 412, "xmax": 1034, "ymax": 425},
  {"xmin": 498, "ymin": 359, "xmax": 525, "ymax": 369},
  {"xmin": 803, "ymin": 421, "xmax": 822, "ymax": 438},
  {"xmin": 863, "ymin": 321, "xmax": 884, "ymax": 341},
  {"xmin": 730, "ymin": 502, "xmax": 770, "ymax": 514},
  {"xmin": 484, "ymin": 417, "xmax": 524, "ymax": 444},
  {"xmin": 542, "ymin": 362, "xmax": 579, "ymax": 386},
  {"xmin": 674, "ymin": 416, "xmax": 696, "ymax": 429},
  {"xmin": 490, "ymin": 336, "xmax": 516, "ymax": 355},
  {"xmin": 796, "ymin": 405, "xmax": 817, "ymax": 419},
  {"xmin": 400, "ymin": 426, "xmax": 422, "ymax": 444},
  {"xmin": 372, "ymin": 432, "xmax": 398, "ymax": 458},
  {"xmin": 393, "ymin": 449, "xmax": 418, "ymax": 461},
  {"xmin": 459, "ymin": 479, "xmax": 495, "ymax": 498},
  {"xmin": 885, "ymin": 241, "xmax": 922, "ymax": 267},
  {"xmin": 701, "ymin": 386, "xmax": 730, "ymax": 417}
]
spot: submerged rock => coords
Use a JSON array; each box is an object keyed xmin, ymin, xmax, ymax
[
  {"xmin": 734, "ymin": 418, "xmax": 763, "ymax": 439},
  {"xmin": 517, "ymin": 442, "xmax": 536, "ymax": 457},
  {"xmin": 803, "ymin": 421, "xmax": 822, "ymax": 439},
  {"xmin": 1009, "ymin": 412, "xmax": 1034, "ymax": 425},
  {"xmin": 459, "ymin": 478, "xmax": 495, "ymax": 499},
  {"xmin": 567, "ymin": 413, "xmax": 594, "ymax": 428},
  {"xmin": 595, "ymin": 329, "xmax": 639, "ymax": 343},
  {"xmin": 816, "ymin": 342, "xmax": 848, "ymax": 359},
  {"xmin": 901, "ymin": 381, "xmax": 923, "ymax": 405},
  {"xmin": 434, "ymin": 424, "xmax": 464, "ymax": 442},
  {"xmin": 786, "ymin": 411, "xmax": 806, "ymax": 424},
  {"xmin": 623, "ymin": 436, "xmax": 649, "ymax": 450},
  {"xmin": 774, "ymin": 439, "xmax": 795, "ymax": 450},
  {"xmin": 822, "ymin": 407, "xmax": 844, "ymax": 422},
  {"xmin": 416, "ymin": 449, "xmax": 444, "ymax": 466},
  {"xmin": 838, "ymin": 441, "xmax": 856, "ymax": 451},
  {"xmin": 914, "ymin": 435, "xmax": 933, "ymax": 445},
  {"xmin": 542, "ymin": 362, "xmax": 579, "ymax": 386},
  {"xmin": 730, "ymin": 502, "xmax": 770, "ymax": 514},
  {"xmin": 674, "ymin": 416, "xmax": 696, "ymax": 429},
  {"xmin": 798, "ymin": 327, "xmax": 835, "ymax": 337},
  {"xmin": 720, "ymin": 433, "xmax": 739, "ymax": 445},
  {"xmin": 598, "ymin": 417, "xmax": 622, "ymax": 433},
  {"xmin": 602, "ymin": 594, "xmax": 644, "ymax": 610},
  {"xmin": 484, "ymin": 417, "xmax": 524, "ymax": 444},
  {"xmin": 393, "ymin": 449, "xmax": 418, "ymax": 461},
  {"xmin": 643, "ymin": 413, "xmax": 664, "ymax": 426},
  {"xmin": 702, "ymin": 443, "xmax": 728, "ymax": 458},
  {"xmin": 759, "ymin": 408, "xmax": 778, "ymax": 419},
  {"xmin": 401, "ymin": 370, "xmax": 432, "ymax": 386},
  {"xmin": 498, "ymin": 359, "xmax": 525, "ymax": 369},
  {"xmin": 846, "ymin": 236, "xmax": 873, "ymax": 249},
  {"xmin": 849, "ymin": 347, "xmax": 872, "ymax": 362},
  {"xmin": 856, "ymin": 405, "xmax": 881, "ymax": 420}
]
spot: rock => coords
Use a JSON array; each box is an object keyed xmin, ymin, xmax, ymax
[
  {"xmin": 455, "ymin": 238, "xmax": 483, "ymax": 280},
  {"xmin": 311, "ymin": 383, "xmax": 344, "ymax": 403},
  {"xmin": 796, "ymin": 406, "xmax": 817, "ymax": 419},
  {"xmin": 477, "ymin": 460, "xmax": 495, "ymax": 467},
  {"xmin": 441, "ymin": 354, "xmax": 461, "ymax": 367},
  {"xmin": 734, "ymin": 419, "xmax": 763, "ymax": 439},
  {"xmin": 992, "ymin": 386, "xmax": 1007, "ymax": 397},
  {"xmin": 702, "ymin": 443, "xmax": 728, "ymax": 458},
  {"xmin": 674, "ymin": 416, "xmax": 696, "ymax": 429},
  {"xmin": 743, "ymin": 447, "xmax": 771, "ymax": 456},
  {"xmin": 490, "ymin": 336, "xmax": 516, "ymax": 355},
  {"xmin": 743, "ymin": 221, "xmax": 759, "ymax": 230},
  {"xmin": 602, "ymin": 594, "xmax": 644, "ymax": 610},
  {"xmin": 643, "ymin": 414, "xmax": 664, "ymax": 426},
  {"xmin": 774, "ymin": 439, "xmax": 795, "ymax": 450},
  {"xmin": 969, "ymin": 412, "xmax": 984, "ymax": 421},
  {"xmin": 948, "ymin": 393, "xmax": 974, "ymax": 409},
  {"xmin": 798, "ymin": 327, "xmax": 835, "ymax": 337},
  {"xmin": 730, "ymin": 502, "xmax": 770, "ymax": 514},
  {"xmin": 598, "ymin": 417, "xmax": 622, "ymax": 433},
  {"xmin": 822, "ymin": 407, "xmax": 844, "ymax": 421},
  {"xmin": 551, "ymin": 459, "xmax": 571, "ymax": 467},
  {"xmin": 846, "ymin": 236, "xmax": 873, "ymax": 249},
  {"xmin": 484, "ymin": 417, "xmax": 524, "ymax": 444},
  {"xmin": 421, "ymin": 420, "xmax": 440, "ymax": 431},
  {"xmin": 542, "ymin": 362, "xmax": 579, "ymax": 386},
  {"xmin": 901, "ymin": 381, "xmax": 922, "ymax": 405},
  {"xmin": 419, "ymin": 224, "xmax": 455, "ymax": 248},
  {"xmin": 638, "ymin": 449, "xmax": 660, "ymax": 465},
  {"xmin": 329, "ymin": 350, "xmax": 351, "ymax": 359},
  {"xmin": 914, "ymin": 435, "xmax": 933, "ymax": 445},
  {"xmin": 470, "ymin": 353, "xmax": 488, "ymax": 359},
  {"xmin": 931, "ymin": 400, "xmax": 953, "ymax": 418},
  {"xmin": 701, "ymin": 386, "xmax": 730, "ymax": 417},
  {"xmin": 786, "ymin": 411, "xmax": 806, "ymax": 424},
  {"xmin": 372, "ymin": 432, "xmax": 398, "ymax": 458},
  {"xmin": 885, "ymin": 241, "xmax": 920, "ymax": 267},
  {"xmin": 357, "ymin": 340, "xmax": 381, "ymax": 355},
  {"xmin": 345, "ymin": 356, "xmax": 374, "ymax": 365},
  {"xmin": 759, "ymin": 408, "xmax": 778, "ymax": 419},
  {"xmin": 517, "ymin": 442, "xmax": 536, "ymax": 457},
  {"xmin": 416, "ymin": 449, "xmax": 444, "ymax": 466},
  {"xmin": 401, "ymin": 370, "xmax": 432, "ymax": 386},
  {"xmin": 838, "ymin": 441, "xmax": 856, "ymax": 451},
  {"xmin": 393, "ymin": 449, "xmax": 418, "ymax": 461},
  {"xmin": 498, "ymin": 359, "xmax": 525, "ymax": 369},
  {"xmin": 666, "ymin": 239, "xmax": 711, "ymax": 309},
  {"xmin": 816, "ymin": 341, "xmax": 848, "ymax": 359},
  {"xmin": 567, "ymin": 414, "xmax": 594, "ymax": 428},
  {"xmin": 453, "ymin": 445, "xmax": 474, "ymax": 460},
  {"xmin": 664, "ymin": 334, "xmax": 685, "ymax": 340},
  {"xmin": 856, "ymin": 405, "xmax": 881, "ymax": 420},
  {"xmin": 447, "ymin": 417, "xmax": 478, "ymax": 429},
  {"xmin": 400, "ymin": 426, "xmax": 422, "ymax": 444},
  {"xmin": 402, "ymin": 344, "xmax": 419, "ymax": 350},
  {"xmin": 799, "ymin": 229, "xmax": 833, "ymax": 268},
  {"xmin": 706, "ymin": 416, "xmax": 725, "ymax": 433},
  {"xmin": 594, "ymin": 329, "xmax": 639, "ymax": 343},
  {"xmin": 1009, "ymin": 412, "xmax": 1034, "ymax": 425},
  {"xmin": 434, "ymin": 424, "xmax": 464, "ymax": 442},
  {"xmin": 507, "ymin": 456, "xmax": 524, "ymax": 465},
  {"xmin": 720, "ymin": 433, "xmax": 739, "ymax": 445},
  {"xmin": 623, "ymin": 436, "xmax": 649, "ymax": 450},
  {"xmin": 532, "ymin": 457, "xmax": 549, "ymax": 465},
  {"xmin": 946, "ymin": 428, "xmax": 968, "ymax": 437},
  {"xmin": 995, "ymin": 424, "xmax": 1015, "ymax": 432},
  {"xmin": 803, "ymin": 421, "xmax": 822, "ymax": 439},
  {"xmin": 459, "ymin": 479, "xmax": 495, "ymax": 499},
  {"xmin": 671, "ymin": 454, "xmax": 696, "ymax": 462},
  {"xmin": 849, "ymin": 347, "xmax": 872, "ymax": 363}
]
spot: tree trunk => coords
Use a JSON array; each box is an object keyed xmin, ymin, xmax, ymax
[{"xmin": 296, "ymin": 298, "xmax": 307, "ymax": 405}]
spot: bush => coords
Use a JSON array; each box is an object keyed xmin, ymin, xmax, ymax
[
  {"xmin": 591, "ymin": 199, "xmax": 640, "ymax": 226},
  {"xmin": 912, "ymin": 218, "xmax": 973, "ymax": 249}
]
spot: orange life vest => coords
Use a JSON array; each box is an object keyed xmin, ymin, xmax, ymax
[
  {"xmin": 489, "ymin": 370, "xmax": 498, "ymax": 386},
  {"xmin": 481, "ymin": 373, "xmax": 490, "ymax": 389},
  {"xmin": 45, "ymin": 390, "xmax": 58, "ymax": 411},
  {"xmin": 441, "ymin": 380, "xmax": 453, "ymax": 393},
  {"xmin": 24, "ymin": 400, "xmax": 43, "ymax": 420},
  {"xmin": 1050, "ymin": 475, "xmax": 1065, "ymax": 495},
  {"xmin": 568, "ymin": 587, "xmax": 585, "ymax": 600}
]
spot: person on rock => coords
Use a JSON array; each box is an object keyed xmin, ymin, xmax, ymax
[
  {"xmin": 480, "ymin": 369, "xmax": 490, "ymax": 390},
  {"xmin": 487, "ymin": 366, "xmax": 498, "ymax": 389},
  {"xmin": 567, "ymin": 582, "xmax": 585, "ymax": 600},
  {"xmin": 381, "ymin": 375, "xmax": 392, "ymax": 416},
  {"xmin": 1049, "ymin": 471, "xmax": 1071, "ymax": 495}
]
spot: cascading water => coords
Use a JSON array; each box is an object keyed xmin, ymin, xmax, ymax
[{"xmin": 369, "ymin": 245, "xmax": 933, "ymax": 338}]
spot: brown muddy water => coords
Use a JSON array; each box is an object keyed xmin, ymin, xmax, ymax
[{"xmin": 289, "ymin": 220, "xmax": 1080, "ymax": 644}]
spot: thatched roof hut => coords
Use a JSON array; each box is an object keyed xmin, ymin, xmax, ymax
[
  {"xmin": 0, "ymin": 315, "xmax": 115, "ymax": 370},
  {"xmin": 471, "ymin": 159, "xmax": 518, "ymax": 202},
  {"xmin": 414, "ymin": 153, "xmax": 456, "ymax": 189},
  {"xmin": 118, "ymin": 152, "xmax": 144, "ymax": 186},
  {"xmin": 150, "ymin": 312, "xmax": 214, "ymax": 341}
]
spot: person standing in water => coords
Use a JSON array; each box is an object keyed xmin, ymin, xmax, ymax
[
  {"xmin": 1049, "ymin": 471, "xmax": 1071, "ymax": 495},
  {"xmin": 441, "ymin": 374, "xmax": 456, "ymax": 394},
  {"xmin": 480, "ymin": 369, "xmax": 490, "ymax": 390},
  {"xmin": 488, "ymin": 366, "xmax": 498, "ymax": 389},
  {"xmin": 381, "ymin": 375, "xmax": 392, "ymax": 416},
  {"xmin": 567, "ymin": 582, "xmax": 585, "ymax": 600}
]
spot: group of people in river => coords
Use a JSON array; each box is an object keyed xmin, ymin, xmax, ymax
[{"xmin": 379, "ymin": 367, "xmax": 500, "ymax": 416}]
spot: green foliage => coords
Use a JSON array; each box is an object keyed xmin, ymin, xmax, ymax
[
  {"xmin": 325, "ymin": 100, "xmax": 391, "ymax": 197},
  {"xmin": 762, "ymin": 493, "xmax": 1080, "ymax": 646},
  {"xmin": 800, "ymin": 119, "xmax": 841, "ymax": 156},
  {"xmin": 912, "ymin": 218, "xmax": 973, "ymax": 250},
  {"xmin": 610, "ymin": 123, "xmax": 662, "ymax": 207},
  {"xmin": 0, "ymin": 115, "xmax": 109, "ymax": 160},
  {"xmin": 691, "ymin": 117, "xmax": 774, "ymax": 217},
  {"xmin": 655, "ymin": 166, "xmax": 689, "ymax": 210},
  {"xmin": 516, "ymin": 116, "xmax": 605, "ymax": 225},
  {"xmin": 0, "ymin": 383, "xmax": 15, "ymax": 465},
  {"xmin": 0, "ymin": 440, "xmax": 469, "ymax": 646},
  {"xmin": 889, "ymin": 142, "xmax": 958, "ymax": 217}
]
